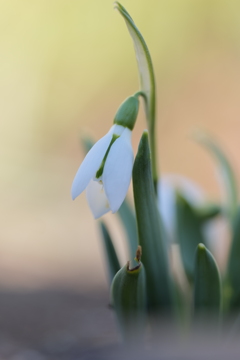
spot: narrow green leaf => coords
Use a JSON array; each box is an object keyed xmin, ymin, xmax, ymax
[
  {"xmin": 195, "ymin": 131, "xmax": 238, "ymax": 225},
  {"xmin": 194, "ymin": 243, "xmax": 222, "ymax": 318},
  {"xmin": 114, "ymin": 2, "xmax": 158, "ymax": 190},
  {"xmin": 176, "ymin": 194, "xmax": 205, "ymax": 281},
  {"xmin": 193, "ymin": 202, "xmax": 221, "ymax": 223},
  {"xmin": 111, "ymin": 247, "xmax": 147, "ymax": 341},
  {"xmin": 132, "ymin": 131, "xmax": 172, "ymax": 312},
  {"xmin": 227, "ymin": 208, "xmax": 240, "ymax": 310},
  {"xmin": 118, "ymin": 199, "xmax": 138, "ymax": 261},
  {"xmin": 80, "ymin": 135, "xmax": 94, "ymax": 153},
  {"xmin": 99, "ymin": 222, "xmax": 121, "ymax": 284}
]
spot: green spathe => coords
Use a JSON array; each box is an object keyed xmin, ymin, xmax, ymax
[{"xmin": 114, "ymin": 96, "xmax": 139, "ymax": 130}]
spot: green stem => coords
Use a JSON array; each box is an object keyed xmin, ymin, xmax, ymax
[{"xmin": 134, "ymin": 91, "xmax": 147, "ymax": 101}]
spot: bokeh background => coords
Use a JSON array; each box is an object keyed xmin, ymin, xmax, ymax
[{"xmin": 1, "ymin": 0, "xmax": 240, "ymax": 357}]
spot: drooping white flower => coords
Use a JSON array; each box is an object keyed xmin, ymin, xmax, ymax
[
  {"xmin": 72, "ymin": 95, "xmax": 139, "ymax": 219},
  {"xmin": 72, "ymin": 124, "xmax": 134, "ymax": 219}
]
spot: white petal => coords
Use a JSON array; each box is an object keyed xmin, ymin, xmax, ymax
[
  {"xmin": 86, "ymin": 179, "xmax": 110, "ymax": 219},
  {"xmin": 103, "ymin": 128, "xmax": 133, "ymax": 213},
  {"xmin": 71, "ymin": 130, "xmax": 112, "ymax": 200}
]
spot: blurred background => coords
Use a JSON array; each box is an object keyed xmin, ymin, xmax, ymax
[{"xmin": 1, "ymin": 0, "xmax": 240, "ymax": 357}]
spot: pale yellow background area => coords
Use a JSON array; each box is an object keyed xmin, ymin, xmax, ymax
[{"xmin": 1, "ymin": 0, "xmax": 240, "ymax": 291}]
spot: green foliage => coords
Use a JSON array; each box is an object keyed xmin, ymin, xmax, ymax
[
  {"xmin": 99, "ymin": 222, "xmax": 121, "ymax": 285},
  {"xmin": 227, "ymin": 208, "xmax": 240, "ymax": 310},
  {"xmin": 195, "ymin": 131, "xmax": 238, "ymax": 226},
  {"xmin": 194, "ymin": 244, "xmax": 221, "ymax": 318},
  {"xmin": 118, "ymin": 199, "xmax": 138, "ymax": 262},
  {"xmin": 176, "ymin": 194, "xmax": 206, "ymax": 281},
  {"xmin": 193, "ymin": 202, "xmax": 221, "ymax": 223},
  {"xmin": 132, "ymin": 131, "xmax": 172, "ymax": 312},
  {"xmin": 111, "ymin": 247, "xmax": 147, "ymax": 341}
]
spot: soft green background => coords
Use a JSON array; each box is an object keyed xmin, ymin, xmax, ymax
[{"xmin": 1, "ymin": 0, "xmax": 240, "ymax": 290}]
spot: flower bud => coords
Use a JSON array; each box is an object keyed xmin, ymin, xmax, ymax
[{"xmin": 114, "ymin": 96, "xmax": 139, "ymax": 130}]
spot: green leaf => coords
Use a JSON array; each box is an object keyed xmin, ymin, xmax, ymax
[
  {"xmin": 80, "ymin": 135, "xmax": 94, "ymax": 154},
  {"xmin": 118, "ymin": 199, "xmax": 138, "ymax": 262},
  {"xmin": 132, "ymin": 131, "xmax": 172, "ymax": 312},
  {"xmin": 111, "ymin": 247, "xmax": 147, "ymax": 341},
  {"xmin": 114, "ymin": 2, "xmax": 158, "ymax": 190},
  {"xmin": 195, "ymin": 131, "xmax": 238, "ymax": 225},
  {"xmin": 176, "ymin": 194, "xmax": 205, "ymax": 281},
  {"xmin": 193, "ymin": 202, "xmax": 221, "ymax": 223},
  {"xmin": 99, "ymin": 222, "xmax": 121, "ymax": 285},
  {"xmin": 194, "ymin": 243, "xmax": 222, "ymax": 319},
  {"xmin": 227, "ymin": 208, "xmax": 240, "ymax": 310}
]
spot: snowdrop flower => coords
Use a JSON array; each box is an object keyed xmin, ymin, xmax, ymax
[{"xmin": 72, "ymin": 96, "xmax": 139, "ymax": 219}]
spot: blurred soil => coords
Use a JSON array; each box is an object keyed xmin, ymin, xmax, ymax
[
  {"xmin": 0, "ymin": 288, "xmax": 119, "ymax": 360},
  {"xmin": 0, "ymin": 289, "xmax": 239, "ymax": 360}
]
